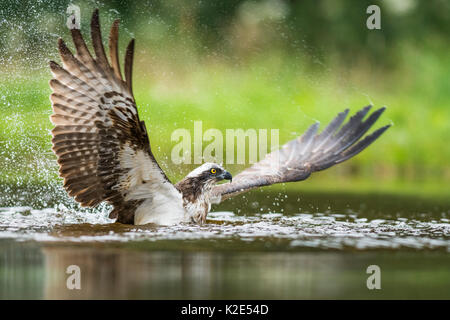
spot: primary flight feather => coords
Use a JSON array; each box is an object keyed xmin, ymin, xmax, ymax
[{"xmin": 49, "ymin": 10, "xmax": 390, "ymax": 225}]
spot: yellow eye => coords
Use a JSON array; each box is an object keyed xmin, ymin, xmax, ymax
[{"xmin": 210, "ymin": 168, "xmax": 217, "ymax": 174}]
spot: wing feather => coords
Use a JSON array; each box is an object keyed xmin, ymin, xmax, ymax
[
  {"xmin": 124, "ymin": 39, "xmax": 135, "ymax": 94},
  {"xmin": 212, "ymin": 106, "xmax": 390, "ymax": 202},
  {"xmin": 109, "ymin": 19, "xmax": 123, "ymax": 80},
  {"xmin": 49, "ymin": 10, "xmax": 179, "ymax": 223},
  {"xmin": 90, "ymin": 9, "xmax": 110, "ymax": 71}
]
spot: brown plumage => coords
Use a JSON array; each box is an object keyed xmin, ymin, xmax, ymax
[
  {"xmin": 49, "ymin": 10, "xmax": 390, "ymax": 226},
  {"xmin": 49, "ymin": 9, "xmax": 173, "ymax": 224}
]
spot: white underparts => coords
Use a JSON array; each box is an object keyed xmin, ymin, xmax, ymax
[{"xmin": 117, "ymin": 144, "xmax": 188, "ymax": 225}]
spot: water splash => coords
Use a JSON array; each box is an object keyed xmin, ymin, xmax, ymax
[{"xmin": 0, "ymin": 207, "xmax": 448, "ymax": 251}]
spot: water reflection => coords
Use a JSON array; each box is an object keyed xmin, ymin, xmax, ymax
[
  {"xmin": 1, "ymin": 241, "xmax": 449, "ymax": 299},
  {"xmin": 0, "ymin": 207, "xmax": 448, "ymax": 250},
  {"xmin": 0, "ymin": 189, "xmax": 449, "ymax": 299}
]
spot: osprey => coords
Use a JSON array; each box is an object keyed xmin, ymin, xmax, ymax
[{"xmin": 49, "ymin": 10, "xmax": 390, "ymax": 225}]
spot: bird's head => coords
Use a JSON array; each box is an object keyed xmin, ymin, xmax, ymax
[
  {"xmin": 185, "ymin": 162, "xmax": 232, "ymax": 186},
  {"xmin": 175, "ymin": 163, "xmax": 232, "ymax": 202},
  {"xmin": 175, "ymin": 163, "xmax": 232, "ymax": 224}
]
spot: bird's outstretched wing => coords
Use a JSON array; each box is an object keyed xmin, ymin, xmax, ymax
[
  {"xmin": 212, "ymin": 106, "xmax": 390, "ymax": 202},
  {"xmin": 49, "ymin": 10, "xmax": 178, "ymax": 223}
]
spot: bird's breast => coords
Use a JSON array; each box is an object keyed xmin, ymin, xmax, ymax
[{"xmin": 133, "ymin": 194, "xmax": 187, "ymax": 226}]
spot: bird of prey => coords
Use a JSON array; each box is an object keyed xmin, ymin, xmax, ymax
[{"xmin": 49, "ymin": 10, "xmax": 390, "ymax": 225}]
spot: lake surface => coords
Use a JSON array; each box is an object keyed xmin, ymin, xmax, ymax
[{"xmin": 0, "ymin": 184, "xmax": 449, "ymax": 299}]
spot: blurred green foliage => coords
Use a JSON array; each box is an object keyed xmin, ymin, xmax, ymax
[
  {"xmin": 1, "ymin": 0, "xmax": 449, "ymax": 67},
  {"xmin": 0, "ymin": 0, "xmax": 449, "ymax": 196}
]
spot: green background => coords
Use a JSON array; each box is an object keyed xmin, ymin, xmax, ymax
[{"xmin": 0, "ymin": 0, "xmax": 449, "ymax": 197}]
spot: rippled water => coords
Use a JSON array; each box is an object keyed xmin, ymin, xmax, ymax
[
  {"xmin": 0, "ymin": 207, "xmax": 449, "ymax": 251},
  {"xmin": 0, "ymin": 184, "xmax": 449, "ymax": 251},
  {"xmin": 0, "ymin": 186, "xmax": 449, "ymax": 299}
]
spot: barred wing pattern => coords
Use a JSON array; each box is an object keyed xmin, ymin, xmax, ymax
[
  {"xmin": 212, "ymin": 106, "xmax": 390, "ymax": 202},
  {"xmin": 49, "ymin": 10, "xmax": 177, "ymax": 224}
]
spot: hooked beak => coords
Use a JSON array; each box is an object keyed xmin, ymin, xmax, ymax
[{"xmin": 221, "ymin": 171, "xmax": 232, "ymax": 183}]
